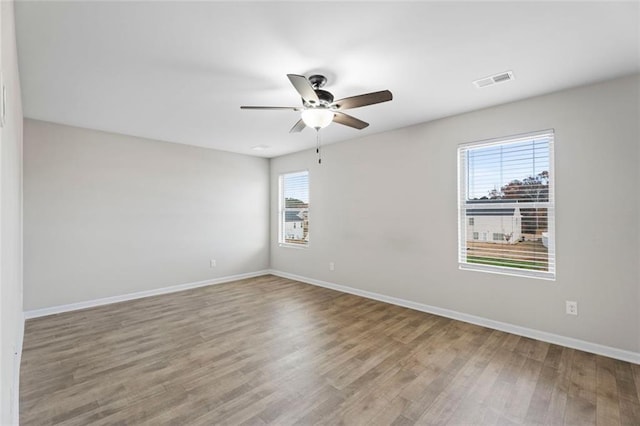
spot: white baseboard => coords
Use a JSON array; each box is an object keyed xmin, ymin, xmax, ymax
[
  {"xmin": 268, "ymin": 270, "xmax": 640, "ymax": 365},
  {"xmin": 23, "ymin": 269, "xmax": 640, "ymax": 365},
  {"xmin": 24, "ymin": 270, "xmax": 270, "ymax": 319}
]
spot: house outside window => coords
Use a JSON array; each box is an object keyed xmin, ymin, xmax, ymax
[
  {"xmin": 279, "ymin": 170, "xmax": 309, "ymax": 246},
  {"xmin": 458, "ymin": 130, "xmax": 555, "ymax": 279}
]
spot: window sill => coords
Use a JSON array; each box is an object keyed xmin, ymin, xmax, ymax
[
  {"xmin": 279, "ymin": 243, "xmax": 308, "ymax": 249},
  {"xmin": 459, "ymin": 262, "xmax": 555, "ymax": 281}
]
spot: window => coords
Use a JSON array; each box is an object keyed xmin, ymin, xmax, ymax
[
  {"xmin": 279, "ymin": 170, "xmax": 309, "ymax": 246},
  {"xmin": 458, "ymin": 130, "xmax": 555, "ymax": 279}
]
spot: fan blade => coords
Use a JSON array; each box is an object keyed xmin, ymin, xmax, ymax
[
  {"xmin": 240, "ymin": 106, "xmax": 301, "ymax": 110},
  {"xmin": 331, "ymin": 90, "xmax": 393, "ymax": 110},
  {"xmin": 333, "ymin": 112, "xmax": 369, "ymax": 130},
  {"xmin": 287, "ymin": 74, "xmax": 320, "ymax": 105},
  {"xmin": 289, "ymin": 119, "xmax": 306, "ymax": 133}
]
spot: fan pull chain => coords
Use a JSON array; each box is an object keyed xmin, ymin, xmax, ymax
[{"xmin": 316, "ymin": 129, "xmax": 322, "ymax": 164}]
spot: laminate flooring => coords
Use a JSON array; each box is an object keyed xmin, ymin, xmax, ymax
[{"xmin": 20, "ymin": 275, "xmax": 640, "ymax": 425}]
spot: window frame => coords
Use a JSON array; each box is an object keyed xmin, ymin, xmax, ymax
[
  {"xmin": 278, "ymin": 170, "xmax": 310, "ymax": 248},
  {"xmin": 457, "ymin": 129, "xmax": 556, "ymax": 280}
]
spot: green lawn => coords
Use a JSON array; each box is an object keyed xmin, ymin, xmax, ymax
[{"xmin": 467, "ymin": 256, "xmax": 548, "ymax": 271}]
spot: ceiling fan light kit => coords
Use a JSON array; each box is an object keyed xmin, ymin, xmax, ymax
[{"xmin": 301, "ymin": 108, "xmax": 334, "ymax": 129}]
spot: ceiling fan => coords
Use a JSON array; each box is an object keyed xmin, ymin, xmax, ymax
[{"xmin": 241, "ymin": 74, "xmax": 393, "ymax": 133}]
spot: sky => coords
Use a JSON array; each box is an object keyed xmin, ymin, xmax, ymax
[
  {"xmin": 466, "ymin": 137, "xmax": 550, "ymax": 200},
  {"xmin": 283, "ymin": 171, "xmax": 309, "ymax": 204}
]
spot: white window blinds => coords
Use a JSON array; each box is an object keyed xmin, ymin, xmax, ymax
[
  {"xmin": 458, "ymin": 130, "xmax": 555, "ymax": 279},
  {"xmin": 279, "ymin": 171, "xmax": 309, "ymax": 246}
]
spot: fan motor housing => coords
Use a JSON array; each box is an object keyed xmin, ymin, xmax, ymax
[
  {"xmin": 306, "ymin": 75, "xmax": 334, "ymax": 106},
  {"xmin": 314, "ymin": 89, "xmax": 334, "ymax": 105}
]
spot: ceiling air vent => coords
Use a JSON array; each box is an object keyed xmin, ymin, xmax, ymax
[{"xmin": 473, "ymin": 71, "xmax": 515, "ymax": 88}]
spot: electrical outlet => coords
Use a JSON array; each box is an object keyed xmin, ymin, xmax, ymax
[
  {"xmin": 566, "ymin": 301, "xmax": 578, "ymax": 315},
  {"xmin": 329, "ymin": 262, "xmax": 335, "ymax": 271},
  {"xmin": 210, "ymin": 259, "xmax": 216, "ymax": 268}
]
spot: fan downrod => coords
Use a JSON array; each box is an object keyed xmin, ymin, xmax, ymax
[{"xmin": 308, "ymin": 75, "xmax": 327, "ymax": 89}]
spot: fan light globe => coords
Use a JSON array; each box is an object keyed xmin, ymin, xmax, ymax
[{"xmin": 301, "ymin": 108, "xmax": 334, "ymax": 129}]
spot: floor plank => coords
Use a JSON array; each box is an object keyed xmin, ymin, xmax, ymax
[{"xmin": 20, "ymin": 275, "xmax": 640, "ymax": 425}]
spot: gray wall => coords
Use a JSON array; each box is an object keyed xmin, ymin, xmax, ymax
[
  {"xmin": 24, "ymin": 119, "xmax": 269, "ymax": 310},
  {"xmin": 270, "ymin": 74, "xmax": 640, "ymax": 353},
  {"xmin": 1, "ymin": 1, "xmax": 24, "ymax": 423}
]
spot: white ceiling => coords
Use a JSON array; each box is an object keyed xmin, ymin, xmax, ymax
[{"xmin": 15, "ymin": 1, "xmax": 640, "ymax": 158}]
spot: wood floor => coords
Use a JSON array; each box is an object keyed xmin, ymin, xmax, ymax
[{"xmin": 20, "ymin": 275, "xmax": 640, "ymax": 425}]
